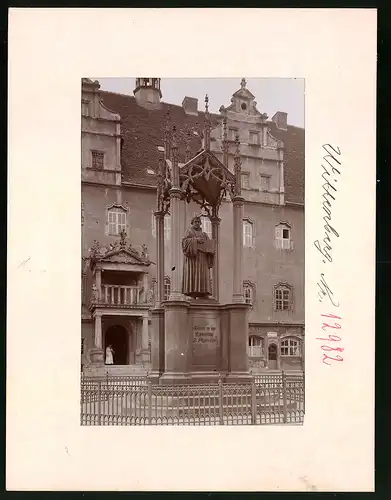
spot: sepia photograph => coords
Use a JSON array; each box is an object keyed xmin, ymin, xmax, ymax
[{"xmin": 80, "ymin": 77, "xmax": 305, "ymax": 426}]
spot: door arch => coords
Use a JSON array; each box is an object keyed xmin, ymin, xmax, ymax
[
  {"xmin": 268, "ymin": 343, "xmax": 278, "ymax": 370},
  {"xmin": 105, "ymin": 325, "xmax": 129, "ymax": 365}
]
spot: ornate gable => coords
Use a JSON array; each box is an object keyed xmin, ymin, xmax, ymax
[
  {"xmin": 88, "ymin": 230, "xmax": 151, "ymax": 269},
  {"xmin": 225, "ymin": 78, "xmax": 265, "ymax": 118}
]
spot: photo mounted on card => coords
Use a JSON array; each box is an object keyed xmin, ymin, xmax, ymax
[
  {"xmin": 81, "ymin": 76, "xmax": 305, "ymax": 425},
  {"xmin": 7, "ymin": 8, "xmax": 376, "ymax": 492}
]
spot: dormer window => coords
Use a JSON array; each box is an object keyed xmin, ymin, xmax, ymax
[
  {"xmin": 228, "ymin": 128, "xmax": 238, "ymax": 141},
  {"xmin": 249, "ymin": 131, "xmax": 260, "ymax": 144},
  {"xmin": 241, "ymin": 173, "xmax": 250, "ymax": 189},
  {"xmin": 241, "ymin": 102, "xmax": 247, "ymax": 111},
  {"xmin": 260, "ymin": 175, "xmax": 270, "ymax": 191},
  {"xmin": 91, "ymin": 150, "xmax": 104, "ymax": 169}
]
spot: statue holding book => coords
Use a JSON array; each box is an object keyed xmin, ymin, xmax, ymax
[{"xmin": 182, "ymin": 215, "xmax": 215, "ymax": 298}]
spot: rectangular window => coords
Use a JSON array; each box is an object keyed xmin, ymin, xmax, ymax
[
  {"xmin": 249, "ymin": 131, "xmax": 260, "ymax": 144},
  {"xmin": 164, "ymin": 215, "xmax": 171, "ymax": 240},
  {"xmin": 275, "ymin": 288, "xmax": 290, "ymax": 310},
  {"xmin": 91, "ymin": 150, "xmax": 104, "ymax": 169},
  {"xmin": 260, "ymin": 175, "xmax": 270, "ymax": 191},
  {"xmin": 152, "ymin": 213, "xmax": 170, "ymax": 240},
  {"xmin": 243, "ymin": 220, "xmax": 254, "ymax": 247},
  {"xmin": 228, "ymin": 128, "xmax": 238, "ymax": 141},
  {"xmin": 108, "ymin": 209, "xmax": 127, "ymax": 235},
  {"xmin": 164, "ymin": 278, "xmax": 171, "ymax": 300},
  {"xmin": 201, "ymin": 216, "xmax": 212, "ymax": 238},
  {"xmin": 276, "ymin": 225, "xmax": 292, "ymax": 250},
  {"xmin": 241, "ymin": 173, "xmax": 250, "ymax": 189}
]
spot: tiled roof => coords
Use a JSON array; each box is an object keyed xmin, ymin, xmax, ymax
[{"xmin": 100, "ymin": 91, "xmax": 304, "ymax": 204}]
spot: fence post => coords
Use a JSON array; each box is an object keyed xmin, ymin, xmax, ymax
[
  {"xmin": 218, "ymin": 377, "xmax": 224, "ymax": 425},
  {"xmin": 147, "ymin": 380, "xmax": 152, "ymax": 424},
  {"xmin": 282, "ymin": 370, "xmax": 287, "ymax": 424},
  {"xmin": 251, "ymin": 379, "xmax": 257, "ymax": 425},
  {"xmin": 97, "ymin": 380, "xmax": 102, "ymax": 426}
]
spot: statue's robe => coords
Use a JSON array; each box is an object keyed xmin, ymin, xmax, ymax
[{"xmin": 182, "ymin": 228, "xmax": 214, "ymax": 298}]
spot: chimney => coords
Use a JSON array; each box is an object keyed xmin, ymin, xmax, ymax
[
  {"xmin": 272, "ymin": 111, "xmax": 288, "ymax": 131},
  {"xmin": 182, "ymin": 96, "xmax": 198, "ymax": 116}
]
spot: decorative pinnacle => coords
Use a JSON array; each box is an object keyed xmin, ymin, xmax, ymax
[
  {"xmin": 205, "ymin": 94, "xmax": 209, "ymax": 112},
  {"xmin": 172, "ymin": 124, "xmax": 178, "ymax": 149},
  {"xmin": 241, "ymin": 78, "xmax": 247, "ymax": 89}
]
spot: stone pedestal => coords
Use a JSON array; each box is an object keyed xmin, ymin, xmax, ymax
[
  {"xmin": 153, "ymin": 299, "xmax": 251, "ymax": 385},
  {"xmin": 225, "ymin": 303, "xmax": 252, "ymax": 383},
  {"xmin": 149, "ymin": 307, "xmax": 165, "ymax": 383},
  {"xmin": 89, "ymin": 347, "xmax": 104, "ymax": 365},
  {"xmin": 159, "ymin": 300, "xmax": 191, "ymax": 385}
]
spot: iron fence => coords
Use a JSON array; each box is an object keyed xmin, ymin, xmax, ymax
[{"xmin": 80, "ymin": 372, "xmax": 304, "ymax": 426}]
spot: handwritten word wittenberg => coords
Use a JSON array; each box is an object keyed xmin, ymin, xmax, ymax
[{"xmin": 314, "ymin": 144, "xmax": 342, "ymax": 263}]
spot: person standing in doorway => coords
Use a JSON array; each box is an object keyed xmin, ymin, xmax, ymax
[{"xmin": 105, "ymin": 344, "xmax": 114, "ymax": 365}]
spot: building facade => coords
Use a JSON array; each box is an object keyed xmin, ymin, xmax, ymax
[{"xmin": 81, "ymin": 77, "xmax": 305, "ymax": 374}]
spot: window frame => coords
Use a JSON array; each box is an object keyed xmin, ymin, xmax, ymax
[
  {"xmin": 249, "ymin": 131, "xmax": 260, "ymax": 145},
  {"xmin": 91, "ymin": 150, "xmax": 105, "ymax": 169},
  {"xmin": 280, "ymin": 337, "xmax": 301, "ymax": 357},
  {"xmin": 243, "ymin": 280, "xmax": 255, "ymax": 306},
  {"xmin": 275, "ymin": 222, "xmax": 292, "ymax": 250},
  {"xmin": 241, "ymin": 172, "xmax": 250, "ymax": 190},
  {"xmin": 164, "ymin": 276, "xmax": 171, "ymax": 301},
  {"xmin": 274, "ymin": 282, "xmax": 293, "ymax": 311},
  {"xmin": 260, "ymin": 174, "xmax": 271, "ymax": 192},
  {"xmin": 243, "ymin": 218, "xmax": 254, "ymax": 248},
  {"xmin": 248, "ymin": 335, "xmax": 264, "ymax": 357},
  {"xmin": 106, "ymin": 204, "xmax": 128, "ymax": 236},
  {"xmin": 201, "ymin": 216, "xmax": 212, "ymax": 239}
]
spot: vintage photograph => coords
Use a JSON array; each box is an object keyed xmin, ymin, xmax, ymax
[{"xmin": 80, "ymin": 77, "xmax": 305, "ymax": 425}]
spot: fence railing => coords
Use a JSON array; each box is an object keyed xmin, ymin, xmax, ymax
[{"xmin": 80, "ymin": 372, "xmax": 304, "ymax": 426}]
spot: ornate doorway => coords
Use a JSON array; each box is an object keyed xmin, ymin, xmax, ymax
[
  {"xmin": 105, "ymin": 325, "xmax": 129, "ymax": 365},
  {"xmin": 268, "ymin": 343, "xmax": 278, "ymax": 370}
]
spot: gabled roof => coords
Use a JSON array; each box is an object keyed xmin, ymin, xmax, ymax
[
  {"xmin": 99, "ymin": 91, "xmax": 304, "ymax": 204},
  {"xmin": 90, "ymin": 246, "xmax": 151, "ymax": 269}
]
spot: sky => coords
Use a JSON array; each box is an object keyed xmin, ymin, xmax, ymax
[{"xmin": 94, "ymin": 78, "xmax": 305, "ymax": 128}]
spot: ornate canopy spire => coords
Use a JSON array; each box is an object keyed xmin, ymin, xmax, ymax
[
  {"xmin": 221, "ymin": 107, "xmax": 229, "ymax": 167},
  {"xmin": 164, "ymin": 108, "xmax": 172, "ymax": 160},
  {"xmin": 203, "ymin": 94, "xmax": 211, "ymax": 151}
]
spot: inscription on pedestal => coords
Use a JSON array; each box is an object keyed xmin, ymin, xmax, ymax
[{"xmin": 192, "ymin": 321, "xmax": 219, "ymax": 366}]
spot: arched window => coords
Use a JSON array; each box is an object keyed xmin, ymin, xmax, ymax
[
  {"xmin": 201, "ymin": 216, "xmax": 212, "ymax": 238},
  {"xmin": 164, "ymin": 276, "xmax": 171, "ymax": 301},
  {"xmin": 107, "ymin": 205, "xmax": 128, "ymax": 235},
  {"xmin": 243, "ymin": 281, "xmax": 255, "ymax": 305},
  {"xmin": 243, "ymin": 218, "xmax": 254, "ymax": 248},
  {"xmin": 274, "ymin": 283, "xmax": 292, "ymax": 311},
  {"xmin": 248, "ymin": 336, "xmax": 264, "ymax": 357},
  {"xmin": 275, "ymin": 222, "xmax": 292, "ymax": 250},
  {"xmin": 280, "ymin": 337, "xmax": 301, "ymax": 356}
]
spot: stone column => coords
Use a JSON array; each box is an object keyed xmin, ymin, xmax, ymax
[
  {"xmin": 94, "ymin": 313, "xmax": 102, "ymax": 348},
  {"xmin": 142, "ymin": 272, "xmax": 148, "ymax": 303},
  {"xmin": 154, "ymin": 211, "xmax": 165, "ymax": 307},
  {"xmin": 232, "ymin": 196, "xmax": 245, "ymax": 303},
  {"xmin": 141, "ymin": 314, "xmax": 150, "ymax": 362},
  {"xmin": 95, "ymin": 268, "xmax": 102, "ymax": 301},
  {"xmin": 90, "ymin": 312, "xmax": 104, "ymax": 365},
  {"xmin": 168, "ymin": 188, "xmax": 183, "ymax": 300},
  {"xmin": 211, "ymin": 214, "xmax": 221, "ymax": 301}
]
